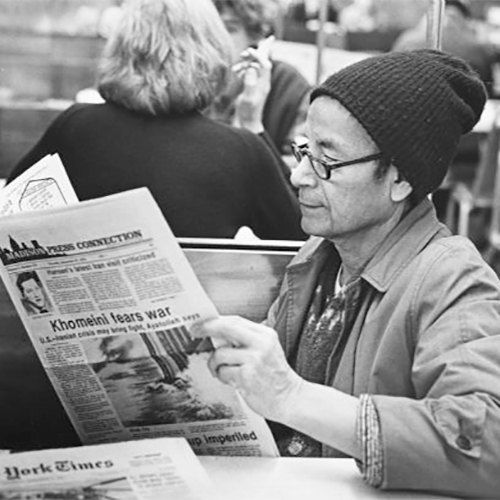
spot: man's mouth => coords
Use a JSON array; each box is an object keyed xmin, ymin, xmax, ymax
[{"xmin": 299, "ymin": 200, "xmax": 322, "ymax": 209}]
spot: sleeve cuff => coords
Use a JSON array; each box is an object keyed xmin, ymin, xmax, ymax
[{"xmin": 357, "ymin": 394, "xmax": 384, "ymax": 488}]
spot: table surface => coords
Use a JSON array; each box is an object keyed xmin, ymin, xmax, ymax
[{"xmin": 199, "ymin": 456, "xmax": 459, "ymax": 500}]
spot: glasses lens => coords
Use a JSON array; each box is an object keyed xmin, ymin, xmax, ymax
[{"xmin": 310, "ymin": 158, "xmax": 327, "ymax": 179}]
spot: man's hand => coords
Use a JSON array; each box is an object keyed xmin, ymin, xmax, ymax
[
  {"xmin": 192, "ymin": 316, "xmax": 360, "ymax": 458},
  {"xmin": 191, "ymin": 315, "xmax": 303, "ymax": 423}
]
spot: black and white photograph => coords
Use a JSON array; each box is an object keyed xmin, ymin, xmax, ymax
[
  {"xmin": 14, "ymin": 270, "xmax": 53, "ymax": 316},
  {"xmin": 1, "ymin": 0, "xmax": 500, "ymax": 498},
  {"xmin": 82, "ymin": 329, "xmax": 239, "ymax": 428},
  {"xmin": 0, "ymin": 478, "xmax": 134, "ymax": 500}
]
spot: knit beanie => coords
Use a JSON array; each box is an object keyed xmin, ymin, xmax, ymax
[{"xmin": 310, "ymin": 49, "xmax": 487, "ymax": 200}]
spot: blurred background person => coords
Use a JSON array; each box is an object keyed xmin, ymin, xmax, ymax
[
  {"xmin": 392, "ymin": 0, "xmax": 497, "ymax": 97},
  {"xmin": 8, "ymin": 0, "xmax": 305, "ymax": 241},
  {"xmin": 206, "ymin": 0, "xmax": 311, "ymax": 160}
]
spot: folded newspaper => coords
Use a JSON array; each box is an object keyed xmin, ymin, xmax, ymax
[
  {"xmin": 0, "ymin": 155, "xmax": 279, "ymax": 457},
  {"xmin": 0, "ymin": 437, "xmax": 215, "ymax": 500}
]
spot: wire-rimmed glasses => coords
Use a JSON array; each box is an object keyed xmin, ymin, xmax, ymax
[{"xmin": 291, "ymin": 140, "xmax": 386, "ymax": 181}]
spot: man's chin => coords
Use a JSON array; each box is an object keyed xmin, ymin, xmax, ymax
[{"xmin": 300, "ymin": 219, "xmax": 329, "ymax": 239}]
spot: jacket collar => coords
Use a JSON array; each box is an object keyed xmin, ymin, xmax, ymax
[
  {"xmin": 289, "ymin": 197, "xmax": 447, "ymax": 293},
  {"xmin": 361, "ymin": 197, "xmax": 448, "ymax": 292}
]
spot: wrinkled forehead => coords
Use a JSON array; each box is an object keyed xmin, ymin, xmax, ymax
[{"xmin": 306, "ymin": 96, "xmax": 378, "ymax": 153}]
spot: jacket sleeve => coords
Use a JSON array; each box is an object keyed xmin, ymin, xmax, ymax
[{"xmin": 371, "ymin": 237, "xmax": 500, "ymax": 498}]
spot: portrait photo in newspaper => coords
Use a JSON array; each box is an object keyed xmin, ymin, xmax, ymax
[{"xmin": 15, "ymin": 270, "xmax": 53, "ymax": 316}]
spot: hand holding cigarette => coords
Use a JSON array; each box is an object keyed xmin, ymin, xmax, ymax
[{"xmin": 233, "ymin": 36, "xmax": 275, "ymax": 134}]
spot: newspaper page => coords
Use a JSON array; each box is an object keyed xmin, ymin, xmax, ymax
[
  {"xmin": 0, "ymin": 154, "xmax": 78, "ymax": 216},
  {"xmin": 0, "ymin": 187, "xmax": 279, "ymax": 457},
  {"xmin": 0, "ymin": 437, "xmax": 215, "ymax": 500}
]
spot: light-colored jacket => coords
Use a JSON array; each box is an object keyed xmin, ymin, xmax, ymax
[{"xmin": 266, "ymin": 198, "xmax": 500, "ymax": 497}]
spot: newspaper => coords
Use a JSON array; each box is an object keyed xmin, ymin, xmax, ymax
[
  {"xmin": 0, "ymin": 158, "xmax": 279, "ymax": 457},
  {"xmin": 0, "ymin": 437, "xmax": 215, "ymax": 500},
  {"xmin": 0, "ymin": 154, "xmax": 78, "ymax": 216}
]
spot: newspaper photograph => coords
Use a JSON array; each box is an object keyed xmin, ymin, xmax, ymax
[
  {"xmin": 0, "ymin": 437, "xmax": 215, "ymax": 500},
  {"xmin": 0, "ymin": 186, "xmax": 279, "ymax": 457}
]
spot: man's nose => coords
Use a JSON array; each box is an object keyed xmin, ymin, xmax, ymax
[{"xmin": 290, "ymin": 156, "xmax": 317, "ymax": 189}]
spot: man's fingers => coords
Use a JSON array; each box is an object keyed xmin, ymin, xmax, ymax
[
  {"xmin": 209, "ymin": 345, "xmax": 252, "ymax": 369},
  {"xmin": 207, "ymin": 347, "xmax": 256, "ymax": 387},
  {"xmin": 191, "ymin": 316, "xmax": 272, "ymax": 347},
  {"xmin": 215, "ymin": 364, "xmax": 240, "ymax": 387}
]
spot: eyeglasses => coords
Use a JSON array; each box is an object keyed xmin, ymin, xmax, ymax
[{"xmin": 291, "ymin": 141, "xmax": 386, "ymax": 181}]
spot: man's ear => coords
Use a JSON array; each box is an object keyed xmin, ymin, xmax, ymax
[{"xmin": 391, "ymin": 172, "xmax": 413, "ymax": 202}]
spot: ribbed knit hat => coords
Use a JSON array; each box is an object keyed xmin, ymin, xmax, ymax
[{"xmin": 310, "ymin": 49, "xmax": 487, "ymax": 200}]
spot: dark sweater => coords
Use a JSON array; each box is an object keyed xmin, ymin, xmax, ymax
[{"xmin": 8, "ymin": 102, "xmax": 305, "ymax": 240}]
